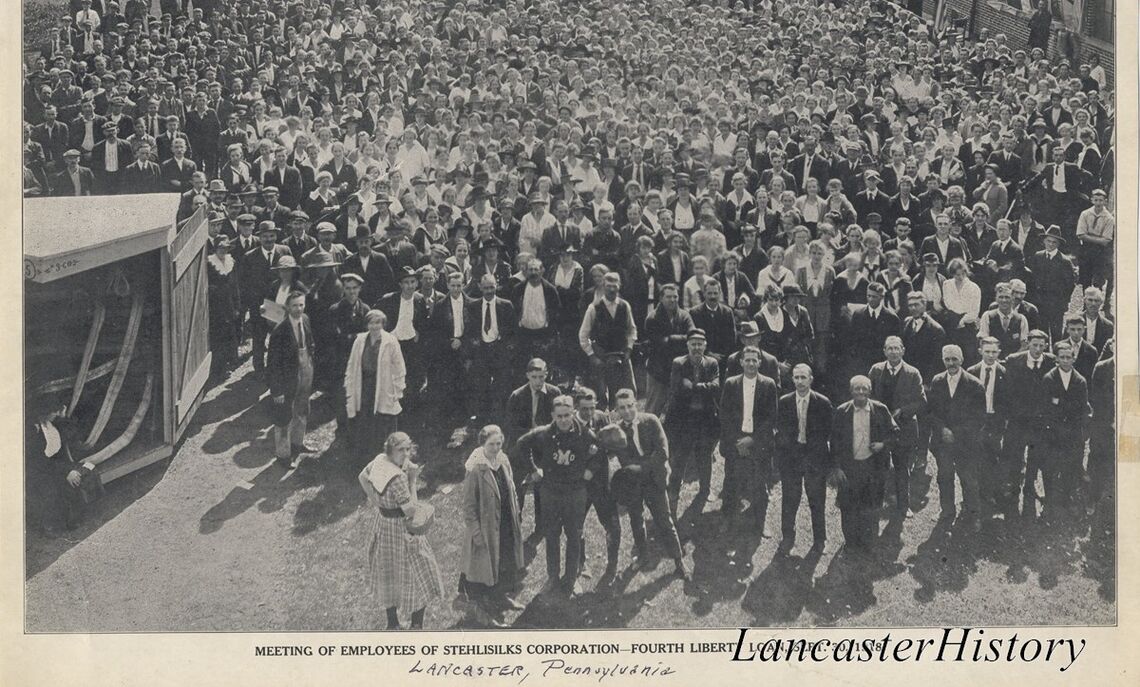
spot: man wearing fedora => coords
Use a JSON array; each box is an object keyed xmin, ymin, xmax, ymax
[
  {"xmin": 342, "ymin": 225, "xmax": 395, "ymax": 307},
  {"xmin": 242, "ymin": 220, "xmax": 293, "ymax": 372},
  {"xmin": 267, "ymin": 290, "xmax": 317, "ymax": 467},
  {"xmin": 1025, "ymin": 225, "xmax": 1076, "ymax": 341},
  {"xmin": 606, "ymin": 389, "xmax": 690, "ymax": 581}
]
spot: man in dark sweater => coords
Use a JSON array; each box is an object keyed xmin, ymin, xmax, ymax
[{"xmin": 515, "ymin": 394, "xmax": 604, "ymax": 596}]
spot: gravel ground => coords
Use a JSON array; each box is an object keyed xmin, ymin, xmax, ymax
[{"xmin": 25, "ymin": 350, "xmax": 1114, "ymax": 632}]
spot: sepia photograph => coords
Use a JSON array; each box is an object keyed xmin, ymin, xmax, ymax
[{"xmin": 20, "ymin": 0, "xmax": 1119, "ymax": 636}]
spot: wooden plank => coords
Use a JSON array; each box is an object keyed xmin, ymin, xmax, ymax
[
  {"xmin": 177, "ymin": 353, "xmax": 211, "ymax": 423},
  {"xmin": 98, "ymin": 444, "xmax": 173, "ymax": 485}
]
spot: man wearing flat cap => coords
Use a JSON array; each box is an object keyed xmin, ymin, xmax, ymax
[
  {"xmin": 342, "ymin": 226, "xmax": 395, "ymax": 307},
  {"xmin": 49, "ymin": 149, "xmax": 94, "ymax": 196},
  {"xmin": 90, "ymin": 119, "xmax": 133, "ymax": 193},
  {"xmin": 664, "ymin": 328, "xmax": 721, "ymax": 520}
]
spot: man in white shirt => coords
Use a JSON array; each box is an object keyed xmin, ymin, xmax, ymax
[
  {"xmin": 378, "ymin": 267, "xmax": 426, "ymax": 408},
  {"xmin": 578, "ymin": 272, "xmax": 637, "ymax": 408},
  {"xmin": 511, "ymin": 258, "xmax": 559, "ymax": 372},
  {"xmin": 467, "ymin": 274, "xmax": 517, "ymax": 427}
]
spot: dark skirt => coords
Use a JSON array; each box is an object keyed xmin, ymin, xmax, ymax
[{"xmin": 349, "ymin": 371, "xmax": 398, "ymax": 462}]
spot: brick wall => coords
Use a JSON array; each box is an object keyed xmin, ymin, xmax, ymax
[{"xmin": 917, "ymin": 0, "xmax": 1114, "ymax": 87}]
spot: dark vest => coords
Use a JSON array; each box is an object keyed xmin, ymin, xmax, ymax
[
  {"xmin": 984, "ymin": 309, "xmax": 1025, "ymax": 359},
  {"xmin": 593, "ymin": 299, "xmax": 631, "ymax": 354}
]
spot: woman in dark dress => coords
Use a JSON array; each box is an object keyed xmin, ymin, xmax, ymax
[{"xmin": 206, "ymin": 237, "xmax": 240, "ymax": 376}]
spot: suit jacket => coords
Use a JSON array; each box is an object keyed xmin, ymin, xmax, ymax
[
  {"xmin": 1089, "ymin": 358, "xmax": 1114, "ymax": 428},
  {"xmin": 848, "ymin": 305, "xmax": 902, "ymax": 370},
  {"xmin": 720, "ymin": 373, "xmax": 779, "ymax": 449},
  {"xmin": 342, "ymin": 251, "xmax": 395, "ymax": 306},
  {"xmin": 376, "ymin": 292, "xmax": 430, "ymax": 338},
  {"xmin": 688, "ymin": 302, "xmax": 738, "ymax": 360},
  {"xmin": 464, "ymin": 296, "xmax": 518, "ymax": 346},
  {"xmin": 124, "ymin": 160, "xmax": 162, "ymax": 193},
  {"xmin": 48, "ymin": 166, "xmax": 94, "ymax": 196},
  {"xmin": 1086, "ymin": 313, "xmax": 1114, "ymax": 354},
  {"xmin": 32, "ymin": 120, "xmax": 70, "ymax": 163},
  {"xmin": 1041, "ymin": 367, "xmax": 1091, "ymax": 441},
  {"xmin": 1057, "ymin": 338, "xmax": 1099, "ymax": 383},
  {"xmin": 68, "ymin": 115, "xmax": 107, "ymax": 150},
  {"xmin": 89, "ymin": 138, "xmax": 135, "ymax": 189},
  {"xmin": 853, "ymin": 188, "xmax": 892, "ymax": 222},
  {"xmin": 776, "ymin": 390, "xmax": 834, "ymax": 467},
  {"xmin": 919, "ymin": 235, "xmax": 968, "ymax": 273},
  {"xmin": 1003, "ymin": 351, "xmax": 1056, "ymax": 422},
  {"xmin": 655, "ymin": 250, "xmax": 692, "ymax": 286},
  {"xmin": 504, "ymin": 382, "xmax": 562, "ymax": 445},
  {"xmin": 927, "ymin": 370, "xmax": 986, "ymax": 437},
  {"xmin": 789, "ymin": 153, "xmax": 830, "ymax": 192},
  {"xmin": 666, "ymin": 354, "xmax": 721, "ymax": 424},
  {"xmin": 429, "ymin": 293, "xmax": 475, "ymax": 348},
  {"xmin": 985, "ymin": 150, "xmax": 1023, "ymax": 188},
  {"xmin": 510, "ymin": 279, "xmax": 562, "ymax": 331},
  {"xmin": 240, "ymin": 244, "xmax": 293, "ymax": 308},
  {"xmin": 901, "ymin": 314, "xmax": 948, "ymax": 385},
  {"xmin": 643, "ymin": 305, "xmax": 694, "ymax": 382},
  {"xmin": 967, "ymin": 361, "xmax": 1011, "ymax": 420},
  {"xmin": 611, "ymin": 412, "xmax": 671, "ymax": 488},
  {"xmin": 869, "ymin": 361, "xmax": 927, "ymax": 421},
  {"xmin": 538, "ymin": 223, "xmax": 582, "ymax": 262},
  {"xmin": 262, "ymin": 165, "xmax": 305, "ymax": 209},
  {"xmin": 266, "ymin": 315, "xmax": 314, "ymax": 400},
  {"xmin": 160, "ymin": 157, "xmax": 198, "ymax": 192},
  {"xmin": 1026, "ymin": 250, "xmax": 1076, "ymax": 304},
  {"xmin": 829, "ymin": 399, "xmax": 898, "ymax": 468}
]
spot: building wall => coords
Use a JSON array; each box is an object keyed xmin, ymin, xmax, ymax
[{"xmin": 918, "ymin": 0, "xmax": 1114, "ymax": 86}]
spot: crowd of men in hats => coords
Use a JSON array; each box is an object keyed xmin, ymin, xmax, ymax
[{"xmin": 23, "ymin": 0, "xmax": 1116, "ymax": 609}]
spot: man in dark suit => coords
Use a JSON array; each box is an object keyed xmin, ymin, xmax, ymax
[
  {"xmin": 539, "ymin": 215, "xmax": 582, "ymax": 264},
  {"xmin": 789, "ymin": 134, "xmax": 830, "ymax": 193},
  {"xmin": 847, "ymin": 283, "xmax": 902, "ymax": 375},
  {"xmin": 49, "ymin": 149, "xmax": 94, "ymax": 196},
  {"xmin": 1058, "ymin": 315, "xmax": 1100, "ymax": 383},
  {"xmin": 123, "ymin": 142, "xmax": 161, "ymax": 193},
  {"xmin": 342, "ymin": 227, "xmax": 395, "ymax": 307},
  {"xmin": 504, "ymin": 358, "xmax": 563, "ymax": 542},
  {"xmin": 281, "ymin": 210, "xmax": 317, "ymax": 261},
  {"xmin": 1082, "ymin": 286, "xmax": 1114, "ymax": 354},
  {"xmin": 1025, "ymin": 226, "xmax": 1076, "ymax": 340},
  {"xmin": 467, "ymin": 273, "xmax": 518, "ymax": 426},
  {"xmin": 642, "ymin": 284, "xmax": 693, "ymax": 416},
  {"xmin": 428, "ymin": 270, "xmax": 475, "ymax": 434},
  {"xmin": 608, "ymin": 390, "xmax": 690, "ymax": 579},
  {"xmin": 1003, "ymin": 330, "xmax": 1055, "ymax": 518},
  {"xmin": 90, "ymin": 120, "xmax": 134, "ymax": 193},
  {"xmin": 266, "ymin": 291, "xmax": 316, "ymax": 467},
  {"xmin": 775, "ymin": 363, "xmax": 833, "ymax": 549},
  {"xmin": 830, "ymin": 375, "xmax": 898, "ymax": 549},
  {"xmin": 926, "ymin": 344, "xmax": 986, "ymax": 528},
  {"xmin": 31, "ymin": 105, "xmax": 70, "ymax": 171},
  {"xmin": 902, "ymin": 292, "xmax": 949, "ymax": 385},
  {"xmin": 664, "ymin": 329, "xmax": 721, "ymax": 517},
  {"xmin": 869, "ymin": 337, "xmax": 927, "ymax": 518},
  {"xmin": 688, "ymin": 280, "xmax": 737, "ymax": 373},
  {"xmin": 986, "ymin": 132, "xmax": 1024, "ymax": 190},
  {"xmin": 919, "ymin": 214, "xmax": 968, "ymax": 275},
  {"xmin": 967, "ymin": 337, "xmax": 1011, "ymax": 517},
  {"xmin": 243, "ymin": 222, "xmax": 293, "ymax": 371},
  {"xmin": 719, "ymin": 345, "xmax": 779, "ymax": 530},
  {"xmin": 853, "ymin": 170, "xmax": 892, "ymax": 223},
  {"xmin": 160, "ymin": 138, "xmax": 198, "ymax": 192},
  {"xmin": 1022, "ymin": 146, "xmax": 1086, "ymax": 236},
  {"xmin": 263, "ymin": 146, "xmax": 305, "ymax": 210},
  {"xmin": 1041, "ymin": 341, "xmax": 1091, "ymax": 521}
]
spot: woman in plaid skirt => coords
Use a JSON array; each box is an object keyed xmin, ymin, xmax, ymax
[{"xmin": 358, "ymin": 432, "xmax": 443, "ymax": 630}]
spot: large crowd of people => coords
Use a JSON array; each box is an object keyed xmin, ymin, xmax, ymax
[{"xmin": 24, "ymin": 0, "xmax": 1116, "ymax": 629}]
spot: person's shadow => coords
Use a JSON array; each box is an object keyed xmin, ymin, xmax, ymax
[
  {"xmin": 906, "ymin": 516, "xmax": 978, "ymax": 603},
  {"xmin": 741, "ymin": 546, "xmax": 823, "ymax": 625},
  {"xmin": 687, "ymin": 507, "xmax": 766, "ymax": 617}
]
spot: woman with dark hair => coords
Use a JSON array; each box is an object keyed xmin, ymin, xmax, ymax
[
  {"xmin": 941, "ymin": 257, "xmax": 982, "ymax": 366},
  {"xmin": 206, "ymin": 236, "xmax": 241, "ymax": 376},
  {"xmin": 458, "ymin": 425, "xmax": 525, "ymax": 627},
  {"xmin": 754, "ymin": 284, "xmax": 791, "ymax": 365},
  {"xmin": 359, "ymin": 432, "xmax": 442, "ymax": 630}
]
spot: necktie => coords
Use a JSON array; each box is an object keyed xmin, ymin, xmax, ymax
[
  {"xmin": 483, "ymin": 301, "xmax": 492, "ymax": 335},
  {"xmin": 1030, "ymin": 359, "xmax": 1037, "ymax": 371},
  {"xmin": 295, "ymin": 320, "xmax": 304, "ymax": 349},
  {"xmin": 797, "ymin": 397, "xmax": 807, "ymax": 444},
  {"xmin": 983, "ymin": 366, "xmax": 992, "ymax": 395},
  {"xmin": 531, "ymin": 390, "xmax": 539, "ymax": 427}
]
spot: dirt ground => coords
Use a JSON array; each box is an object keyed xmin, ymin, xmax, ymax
[{"xmin": 24, "ymin": 350, "xmax": 1115, "ymax": 632}]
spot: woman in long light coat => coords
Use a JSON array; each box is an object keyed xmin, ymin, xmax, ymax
[
  {"xmin": 458, "ymin": 425, "xmax": 524, "ymax": 627},
  {"xmin": 344, "ymin": 310, "xmax": 406, "ymax": 462}
]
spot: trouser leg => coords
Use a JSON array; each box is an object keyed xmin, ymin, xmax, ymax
[
  {"xmin": 540, "ymin": 485, "xmax": 563, "ymax": 579},
  {"xmin": 644, "ymin": 374, "xmax": 669, "ymax": 416},
  {"xmin": 932, "ymin": 443, "xmax": 957, "ymax": 516},
  {"xmin": 562, "ymin": 487, "xmax": 588, "ymax": 582},
  {"xmin": 804, "ymin": 468, "xmax": 828, "ymax": 543},
  {"xmin": 779, "ymin": 458, "xmax": 805, "ymax": 542},
  {"xmin": 643, "ymin": 480, "xmax": 683, "ymax": 560}
]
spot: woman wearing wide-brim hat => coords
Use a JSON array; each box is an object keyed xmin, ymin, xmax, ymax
[{"xmin": 358, "ymin": 432, "xmax": 443, "ymax": 630}]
